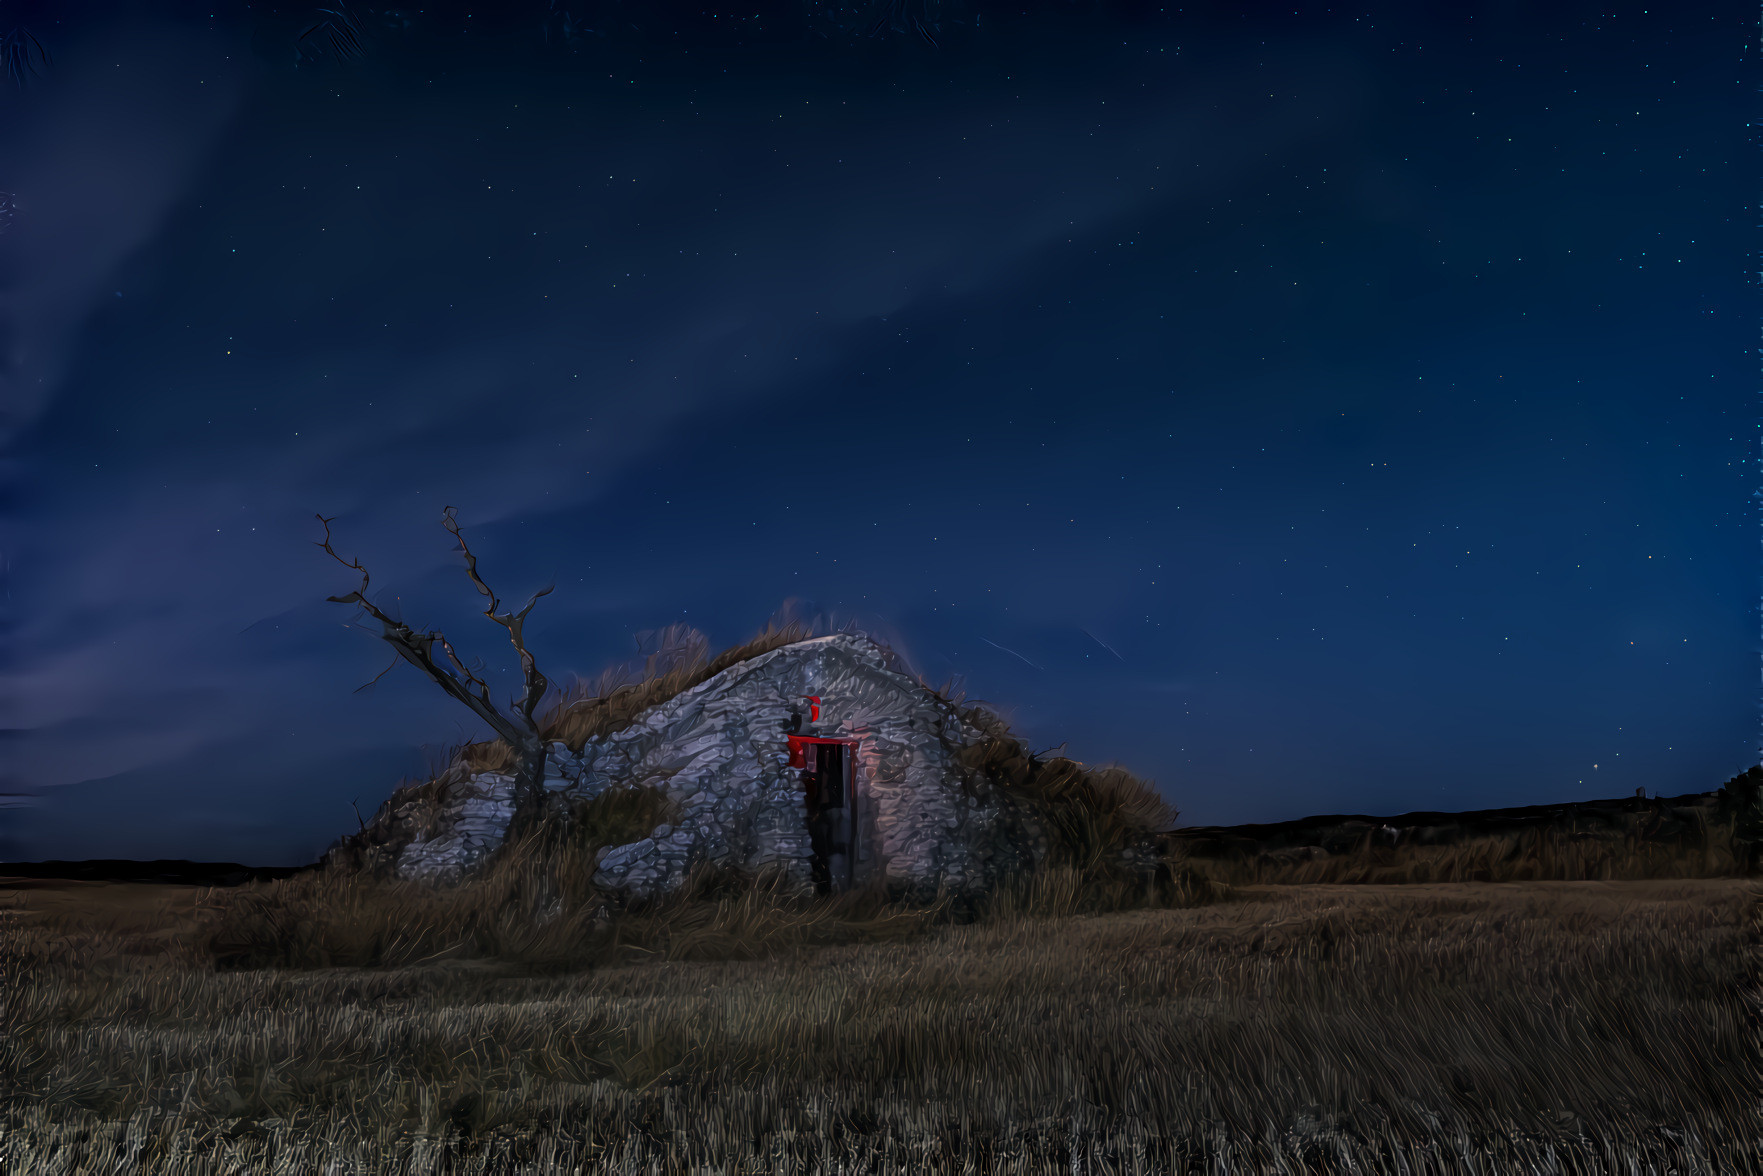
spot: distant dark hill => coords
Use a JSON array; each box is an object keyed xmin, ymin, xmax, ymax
[
  {"xmin": 1168, "ymin": 790, "xmax": 1725, "ymax": 859},
  {"xmin": 0, "ymin": 859, "xmax": 316, "ymax": 887}
]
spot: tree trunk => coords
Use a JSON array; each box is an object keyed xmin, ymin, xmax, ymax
[
  {"xmin": 509, "ymin": 736, "xmax": 551, "ymax": 838},
  {"xmin": 317, "ymin": 509, "xmax": 561, "ymax": 867}
]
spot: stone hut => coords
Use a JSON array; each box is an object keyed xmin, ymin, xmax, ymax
[{"xmin": 341, "ymin": 632, "xmax": 1068, "ymax": 898}]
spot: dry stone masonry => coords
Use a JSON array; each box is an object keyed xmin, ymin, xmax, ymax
[{"xmin": 348, "ymin": 633, "xmax": 1053, "ymax": 898}]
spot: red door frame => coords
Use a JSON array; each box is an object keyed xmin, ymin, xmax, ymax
[
  {"xmin": 786, "ymin": 734, "xmax": 858, "ymax": 768},
  {"xmin": 787, "ymin": 735, "xmax": 861, "ymax": 889}
]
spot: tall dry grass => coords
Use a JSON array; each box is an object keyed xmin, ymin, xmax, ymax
[
  {"xmin": 2, "ymin": 879, "xmax": 1756, "ymax": 1173},
  {"xmin": 203, "ymin": 779, "xmax": 993, "ymax": 972},
  {"xmin": 947, "ymin": 697, "xmax": 1175, "ymax": 888}
]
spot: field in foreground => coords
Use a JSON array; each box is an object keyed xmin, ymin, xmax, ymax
[{"xmin": 2, "ymin": 878, "xmax": 1758, "ymax": 1174}]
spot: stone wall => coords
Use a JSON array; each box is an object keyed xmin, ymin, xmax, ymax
[{"xmin": 344, "ymin": 633, "xmax": 1052, "ymax": 897}]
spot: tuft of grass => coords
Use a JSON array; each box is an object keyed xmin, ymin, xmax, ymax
[
  {"xmin": 542, "ymin": 620, "xmax": 813, "ymax": 753},
  {"xmin": 563, "ymin": 780, "xmax": 679, "ymax": 849},
  {"xmin": 975, "ymin": 861, "xmax": 1226, "ymax": 921},
  {"xmin": 456, "ymin": 739, "xmax": 516, "ymax": 775},
  {"xmin": 951, "ymin": 702, "xmax": 1174, "ymax": 879},
  {"xmin": 608, "ymin": 867, "xmax": 949, "ymax": 962}
]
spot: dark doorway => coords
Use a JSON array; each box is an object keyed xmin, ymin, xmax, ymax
[{"xmin": 793, "ymin": 738, "xmax": 855, "ymax": 893}]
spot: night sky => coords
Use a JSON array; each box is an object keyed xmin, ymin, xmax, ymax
[{"xmin": 0, "ymin": 2, "xmax": 1752, "ymax": 866}]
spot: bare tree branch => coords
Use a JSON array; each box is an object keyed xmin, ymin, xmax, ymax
[
  {"xmin": 314, "ymin": 513, "xmax": 535, "ymax": 754},
  {"xmin": 441, "ymin": 506, "xmax": 554, "ymax": 728},
  {"xmin": 433, "ymin": 632, "xmax": 490, "ymax": 700},
  {"xmin": 353, "ymin": 651, "xmax": 401, "ymax": 694}
]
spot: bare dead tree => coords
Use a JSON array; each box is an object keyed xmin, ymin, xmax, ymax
[{"xmin": 316, "ymin": 508, "xmax": 555, "ymax": 833}]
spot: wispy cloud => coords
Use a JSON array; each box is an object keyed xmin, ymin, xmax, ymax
[
  {"xmin": 0, "ymin": 21, "xmax": 242, "ymax": 448},
  {"xmin": 0, "ymin": 34, "xmax": 1360, "ymax": 859}
]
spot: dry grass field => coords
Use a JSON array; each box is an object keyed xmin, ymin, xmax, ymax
[{"xmin": 2, "ymin": 869, "xmax": 1757, "ymax": 1174}]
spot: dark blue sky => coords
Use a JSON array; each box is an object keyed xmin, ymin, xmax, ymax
[{"xmin": 0, "ymin": 2, "xmax": 1753, "ymax": 865}]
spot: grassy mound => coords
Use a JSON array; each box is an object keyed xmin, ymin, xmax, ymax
[{"xmin": 952, "ymin": 702, "xmax": 1172, "ymax": 865}]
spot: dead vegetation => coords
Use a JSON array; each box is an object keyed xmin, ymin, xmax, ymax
[
  {"xmin": 204, "ymin": 847, "xmax": 1205, "ymax": 976},
  {"xmin": 953, "ymin": 704, "xmax": 1174, "ymax": 875},
  {"xmin": 203, "ymin": 834, "xmax": 605, "ymax": 972},
  {"xmin": 404, "ymin": 621, "xmax": 821, "ymax": 788},
  {"xmin": 2, "ymin": 878, "xmax": 1756, "ymax": 1173},
  {"xmin": 1172, "ymin": 799, "xmax": 1755, "ymax": 888},
  {"xmin": 544, "ymin": 620, "xmax": 818, "ymax": 752},
  {"xmin": 447, "ymin": 620, "xmax": 820, "ymax": 778}
]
